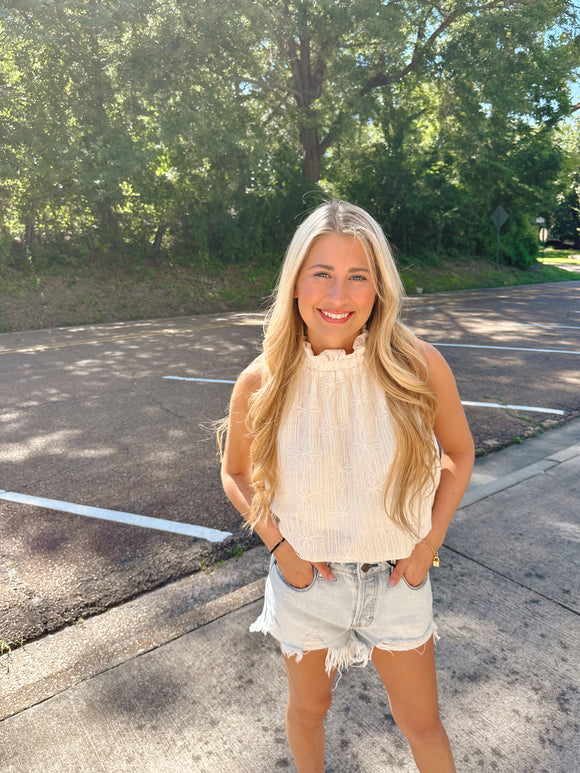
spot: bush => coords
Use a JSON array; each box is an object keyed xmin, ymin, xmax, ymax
[
  {"xmin": 0, "ymin": 233, "xmax": 14, "ymax": 268},
  {"xmin": 499, "ymin": 216, "xmax": 539, "ymax": 269}
]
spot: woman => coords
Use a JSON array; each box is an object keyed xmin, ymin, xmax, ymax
[{"xmin": 220, "ymin": 200, "xmax": 474, "ymax": 772}]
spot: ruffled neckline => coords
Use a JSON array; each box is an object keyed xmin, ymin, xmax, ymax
[{"xmin": 302, "ymin": 331, "xmax": 367, "ymax": 369}]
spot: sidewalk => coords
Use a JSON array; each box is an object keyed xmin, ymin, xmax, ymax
[{"xmin": 1, "ymin": 420, "xmax": 579, "ymax": 772}]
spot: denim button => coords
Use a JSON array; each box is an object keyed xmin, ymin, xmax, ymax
[{"xmin": 361, "ymin": 563, "xmax": 372, "ymax": 572}]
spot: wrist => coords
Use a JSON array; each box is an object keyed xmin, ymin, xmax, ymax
[
  {"xmin": 269, "ymin": 536, "xmax": 286, "ymax": 555},
  {"xmin": 420, "ymin": 536, "xmax": 440, "ymax": 567}
]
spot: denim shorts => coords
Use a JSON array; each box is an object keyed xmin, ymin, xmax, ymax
[{"xmin": 250, "ymin": 557, "xmax": 436, "ymax": 676}]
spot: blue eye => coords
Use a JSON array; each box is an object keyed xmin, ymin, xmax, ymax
[
  {"xmin": 314, "ymin": 271, "xmax": 330, "ymax": 278},
  {"xmin": 351, "ymin": 274, "xmax": 367, "ymax": 281}
]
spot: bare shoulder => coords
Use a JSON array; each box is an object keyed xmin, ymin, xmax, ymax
[
  {"xmin": 233, "ymin": 356, "xmax": 264, "ymax": 400},
  {"xmin": 416, "ymin": 339, "xmax": 456, "ymax": 389}
]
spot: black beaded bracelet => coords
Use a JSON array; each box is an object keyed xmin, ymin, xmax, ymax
[{"xmin": 269, "ymin": 537, "xmax": 286, "ymax": 554}]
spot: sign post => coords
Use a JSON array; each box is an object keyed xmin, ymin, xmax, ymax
[
  {"xmin": 490, "ymin": 205, "xmax": 509, "ymax": 269},
  {"xmin": 539, "ymin": 227, "xmax": 549, "ymax": 257}
]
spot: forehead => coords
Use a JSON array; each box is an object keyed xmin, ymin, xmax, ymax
[{"xmin": 304, "ymin": 233, "xmax": 370, "ymax": 265}]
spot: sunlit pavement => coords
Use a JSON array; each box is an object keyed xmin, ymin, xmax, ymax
[{"xmin": 1, "ymin": 417, "xmax": 578, "ymax": 772}]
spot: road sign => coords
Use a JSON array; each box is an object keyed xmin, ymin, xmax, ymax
[{"xmin": 491, "ymin": 205, "xmax": 509, "ymax": 229}]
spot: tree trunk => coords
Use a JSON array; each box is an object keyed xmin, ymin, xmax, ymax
[
  {"xmin": 152, "ymin": 223, "xmax": 167, "ymax": 254},
  {"xmin": 96, "ymin": 198, "xmax": 121, "ymax": 244},
  {"xmin": 300, "ymin": 127, "xmax": 323, "ymax": 182},
  {"xmin": 24, "ymin": 216, "xmax": 35, "ymax": 249}
]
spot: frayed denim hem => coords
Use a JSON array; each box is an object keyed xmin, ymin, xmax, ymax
[
  {"xmin": 373, "ymin": 623, "xmax": 439, "ymax": 656},
  {"xmin": 251, "ymin": 620, "xmax": 439, "ymax": 684}
]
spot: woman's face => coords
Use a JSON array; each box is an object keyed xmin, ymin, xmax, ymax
[{"xmin": 293, "ymin": 233, "xmax": 377, "ymax": 355}]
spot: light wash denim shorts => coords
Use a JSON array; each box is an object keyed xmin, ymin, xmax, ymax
[{"xmin": 251, "ymin": 557, "xmax": 436, "ymax": 676}]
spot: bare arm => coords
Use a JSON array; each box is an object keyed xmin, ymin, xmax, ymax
[
  {"xmin": 389, "ymin": 342, "xmax": 475, "ymax": 587},
  {"xmin": 221, "ymin": 361, "xmax": 336, "ymax": 586}
]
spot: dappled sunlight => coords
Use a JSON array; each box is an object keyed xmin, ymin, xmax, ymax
[
  {"xmin": 411, "ymin": 308, "xmax": 580, "ymax": 348},
  {"xmin": 0, "ymin": 430, "xmax": 115, "ymax": 463},
  {"xmin": 1, "ymin": 299, "xmax": 578, "ymax": 673},
  {"xmin": 559, "ymin": 370, "xmax": 580, "ymax": 385},
  {"xmin": 551, "ymin": 518, "xmax": 580, "ymax": 541}
]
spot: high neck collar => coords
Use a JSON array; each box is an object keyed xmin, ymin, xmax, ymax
[{"xmin": 302, "ymin": 331, "xmax": 367, "ymax": 368}]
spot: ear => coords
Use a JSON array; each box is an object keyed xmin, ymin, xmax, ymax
[{"xmin": 293, "ymin": 286, "xmax": 298, "ymax": 299}]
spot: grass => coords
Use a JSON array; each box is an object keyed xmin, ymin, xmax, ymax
[
  {"xmin": 537, "ymin": 248, "xmax": 580, "ymax": 265},
  {"xmin": 396, "ymin": 253, "xmax": 577, "ymax": 294},
  {"xmin": 0, "ymin": 637, "xmax": 26, "ymax": 674},
  {"xmin": 0, "ymin": 250, "xmax": 577, "ymax": 333}
]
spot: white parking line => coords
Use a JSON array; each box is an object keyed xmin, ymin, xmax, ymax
[
  {"xmin": 511, "ymin": 323, "xmax": 580, "ymax": 330},
  {"xmin": 461, "ymin": 401, "xmax": 565, "ymax": 415},
  {"xmin": 164, "ymin": 376, "xmax": 236, "ymax": 384},
  {"xmin": 163, "ymin": 376, "xmax": 566, "ymax": 417},
  {"xmin": 0, "ymin": 491, "xmax": 232, "ymax": 542},
  {"xmin": 435, "ymin": 343, "xmax": 580, "ymax": 355}
]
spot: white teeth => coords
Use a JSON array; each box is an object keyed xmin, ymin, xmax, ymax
[{"xmin": 322, "ymin": 311, "xmax": 350, "ymax": 320}]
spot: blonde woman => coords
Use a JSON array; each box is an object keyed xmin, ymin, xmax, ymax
[{"xmin": 220, "ymin": 201, "xmax": 474, "ymax": 772}]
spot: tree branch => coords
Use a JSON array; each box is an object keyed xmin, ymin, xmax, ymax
[{"xmin": 360, "ymin": 0, "xmax": 519, "ymax": 97}]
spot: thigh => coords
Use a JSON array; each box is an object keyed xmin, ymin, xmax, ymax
[
  {"xmin": 283, "ymin": 649, "xmax": 337, "ymax": 713},
  {"xmin": 371, "ymin": 636, "xmax": 440, "ymax": 733}
]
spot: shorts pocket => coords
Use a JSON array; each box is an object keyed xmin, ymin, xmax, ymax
[
  {"xmin": 273, "ymin": 560, "xmax": 319, "ymax": 592},
  {"xmin": 401, "ymin": 573, "xmax": 429, "ymax": 591}
]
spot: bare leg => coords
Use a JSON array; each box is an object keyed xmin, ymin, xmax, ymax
[
  {"xmin": 282, "ymin": 649, "xmax": 336, "ymax": 773},
  {"xmin": 372, "ymin": 637, "xmax": 456, "ymax": 773}
]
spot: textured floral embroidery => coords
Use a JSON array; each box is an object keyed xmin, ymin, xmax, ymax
[{"xmin": 273, "ymin": 333, "xmax": 440, "ymax": 562}]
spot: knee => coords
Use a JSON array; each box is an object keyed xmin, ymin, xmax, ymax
[
  {"xmin": 394, "ymin": 709, "xmax": 446, "ymax": 747},
  {"xmin": 287, "ymin": 690, "xmax": 332, "ymax": 727}
]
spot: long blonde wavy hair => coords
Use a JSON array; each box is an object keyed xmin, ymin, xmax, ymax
[{"xmin": 225, "ymin": 200, "xmax": 439, "ymax": 536}]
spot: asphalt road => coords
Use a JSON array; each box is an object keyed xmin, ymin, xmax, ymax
[{"xmin": 1, "ymin": 281, "xmax": 579, "ymax": 646}]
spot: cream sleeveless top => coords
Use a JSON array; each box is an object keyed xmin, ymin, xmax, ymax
[{"xmin": 272, "ymin": 333, "xmax": 440, "ymax": 562}]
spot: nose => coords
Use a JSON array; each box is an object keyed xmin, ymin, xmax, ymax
[{"xmin": 327, "ymin": 278, "xmax": 348, "ymax": 302}]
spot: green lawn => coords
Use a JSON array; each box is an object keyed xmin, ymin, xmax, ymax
[
  {"xmin": 397, "ymin": 253, "xmax": 578, "ymax": 295},
  {"xmin": 537, "ymin": 248, "xmax": 580, "ymax": 265},
  {"xmin": 1, "ymin": 251, "xmax": 578, "ymax": 333}
]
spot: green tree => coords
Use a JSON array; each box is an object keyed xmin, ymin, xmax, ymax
[
  {"xmin": 547, "ymin": 117, "xmax": 580, "ymax": 246},
  {"xmin": 0, "ymin": 0, "xmax": 261, "ymax": 259},
  {"xmin": 0, "ymin": 0, "xmax": 577, "ymax": 267},
  {"xmin": 237, "ymin": 0, "xmax": 578, "ymax": 182}
]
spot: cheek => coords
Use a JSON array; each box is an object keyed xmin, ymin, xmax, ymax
[
  {"xmin": 358, "ymin": 287, "xmax": 377, "ymax": 307},
  {"xmin": 294, "ymin": 278, "xmax": 317, "ymax": 304}
]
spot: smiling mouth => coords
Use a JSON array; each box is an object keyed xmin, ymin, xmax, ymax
[{"xmin": 318, "ymin": 309, "xmax": 354, "ymax": 322}]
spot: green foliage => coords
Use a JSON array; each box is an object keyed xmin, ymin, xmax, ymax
[
  {"xmin": 545, "ymin": 117, "xmax": 580, "ymax": 246},
  {"xmin": 498, "ymin": 216, "xmax": 539, "ymax": 269},
  {"xmin": 0, "ymin": 234, "xmax": 14, "ymax": 268},
  {"xmin": 0, "ymin": 0, "xmax": 578, "ymax": 270}
]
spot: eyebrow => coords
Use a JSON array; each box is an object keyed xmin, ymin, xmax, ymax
[{"xmin": 310, "ymin": 263, "xmax": 370, "ymax": 273}]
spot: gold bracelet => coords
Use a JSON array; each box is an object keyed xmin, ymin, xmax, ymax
[{"xmin": 422, "ymin": 537, "xmax": 440, "ymax": 567}]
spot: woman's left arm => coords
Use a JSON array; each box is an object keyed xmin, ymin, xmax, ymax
[{"xmin": 389, "ymin": 341, "xmax": 475, "ymax": 588}]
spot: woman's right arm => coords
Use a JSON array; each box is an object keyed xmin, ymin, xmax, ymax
[{"xmin": 221, "ymin": 363, "xmax": 335, "ymax": 586}]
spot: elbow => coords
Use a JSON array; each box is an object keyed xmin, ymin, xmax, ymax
[
  {"xmin": 220, "ymin": 466, "xmax": 233, "ymax": 492},
  {"xmin": 442, "ymin": 440, "xmax": 475, "ymax": 478}
]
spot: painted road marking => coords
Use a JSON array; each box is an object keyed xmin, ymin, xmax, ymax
[
  {"xmin": 164, "ymin": 376, "xmax": 236, "ymax": 384},
  {"xmin": 511, "ymin": 323, "xmax": 580, "ymax": 330},
  {"xmin": 163, "ymin": 377, "xmax": 565, "ymax": 416},
  {"xmin": 0, "ymin": 491, "xmax": 232, "ymax": 542},
  {"xmin": 435, "ymin": 343, "xmax": 580, "ymax": 355},
  {"xmin": 461, "ymin": 401, "xmax": 565, "ymax": 415}
]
